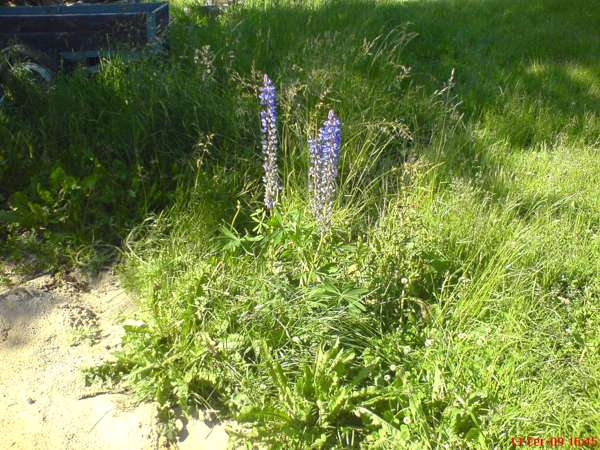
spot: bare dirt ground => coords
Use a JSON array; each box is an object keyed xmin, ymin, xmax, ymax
[{"xmin": 0, "ymin": 267, "xmax": 228, "ymax": 450}]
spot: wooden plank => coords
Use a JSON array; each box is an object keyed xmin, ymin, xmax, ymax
[
  {"xmin": 0, "ymin": 30, "xmax": 147, "ymax": 52},
  {"xmin": 0, "ymin": 2, "xmax": 168, "ymax": 53},
  {"xmin": 0, "ymin": 3, "xmax": 161, "ymax": 16},
  {"xmin": 0, "ymin": 14, "xmax": 146, "ymax": 34}
]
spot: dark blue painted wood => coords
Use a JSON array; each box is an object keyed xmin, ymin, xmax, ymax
[
  {"xmin": 1, "ymin": 3, "xmax": 163, "ymax": 16},
  {"xmin": 0, "ymin": 3, "xmax": 168, "ymax": 54}
]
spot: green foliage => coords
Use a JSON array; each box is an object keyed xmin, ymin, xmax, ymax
[
  {"xmin": 239, "ymin": 341, "xmax": 369, "ymax": 448},
  {"xmin": 4, "ymin": 0, "xmax": 600, "ymax": 448}
]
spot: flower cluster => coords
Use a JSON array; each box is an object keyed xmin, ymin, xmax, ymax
[
  {"xmin": 257, "ymin": 75, "xmax": 341, "ymax": 231},
  {"xmin": 258, "ymin": 74, "xmax": 281, "ymax": 210},
  {"xmin": 309, "ymin": 110, "xmax": 342, "ymax": 232}
]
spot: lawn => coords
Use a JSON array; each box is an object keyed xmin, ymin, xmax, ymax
[{"xmin": 1, "ymin": 0, "xmax": 599, "ymax": 448}]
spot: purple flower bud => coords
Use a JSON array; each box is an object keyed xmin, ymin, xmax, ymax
[
  {"xmin": 258, "ymin": 74, "xmax": 281, "ymax": 210},
  {"xmin": 308, "ymin": 110, "xmax": 342, "ymax": 232}
]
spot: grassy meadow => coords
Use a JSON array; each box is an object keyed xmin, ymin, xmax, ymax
[{"xmin": 1, "ymin": 0, "xmax": 599, "ymax": 447}]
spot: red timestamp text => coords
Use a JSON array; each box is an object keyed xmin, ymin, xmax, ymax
[{"xmin": 511, "ymin": 436, "xmax": 599, "ymax": 447}]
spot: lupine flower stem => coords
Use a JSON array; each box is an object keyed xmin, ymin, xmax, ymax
[
  {"xmin": 258, "ymin": 74, "xmax": 281, "ymax": 210},
  {"xmin": 308, "ymin": 110, "xmax": 342, "ymax": 233}
]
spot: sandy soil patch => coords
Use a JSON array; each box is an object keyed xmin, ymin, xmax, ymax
[{"xmin": 0, "ymin": 268, "xmax": 228, "ymax": 450}]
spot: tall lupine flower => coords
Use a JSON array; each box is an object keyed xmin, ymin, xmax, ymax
[
  {"xmin": 258, "ymin": 74, "xmax": 281, "ymax": 210},
  {"xmin": 309, "ymin": 110, "xmax": 342, "ymax": 232}
]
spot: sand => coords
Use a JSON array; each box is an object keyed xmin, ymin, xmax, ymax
[{"xmin": 0, "ymin": 268, "xmax": 229, "ymax": 450}]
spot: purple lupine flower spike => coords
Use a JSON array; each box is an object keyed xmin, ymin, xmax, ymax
[
  {"xmin": 258, "ymin": 74, "xmax": 281, "ymax": 210},
  {"xmin": 308, "ymin": 110, "xmax": 342, "ymax": 233}
]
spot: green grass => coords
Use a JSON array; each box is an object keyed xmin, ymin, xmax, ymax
[{"xmin": 2, "ymin": 0, "xmax": 600, "ymax": 447}]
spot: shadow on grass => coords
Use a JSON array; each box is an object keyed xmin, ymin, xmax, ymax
[
  {"xmin": 0, "ymin": 0, "xmax": 598, "ymax": 272},
  {"xmin": 176, "ymin": 0, "xmax": 600, "ymax": 213}
]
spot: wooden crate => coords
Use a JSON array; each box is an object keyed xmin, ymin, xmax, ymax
[{"xmin": 0, "ymin": 3, "xmax": 169, "ymax": 56}]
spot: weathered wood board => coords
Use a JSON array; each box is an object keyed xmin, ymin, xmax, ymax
[{"xmin": 0, "ymin": 3, "xmax": 168, "ymax": 53}]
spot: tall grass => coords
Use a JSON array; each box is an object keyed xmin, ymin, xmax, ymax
[{"xmin": 2, "ymin": 0, "xmax": 600, "ymax": 447}]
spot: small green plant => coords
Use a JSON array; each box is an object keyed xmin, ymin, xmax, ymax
[
  {"xmin": 238, "ymin": 341, "xmax": 372, "ymax": 448},
  {"xmin": 69, "ymin": 325, "xmax": 100, "ymax": 346}
]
